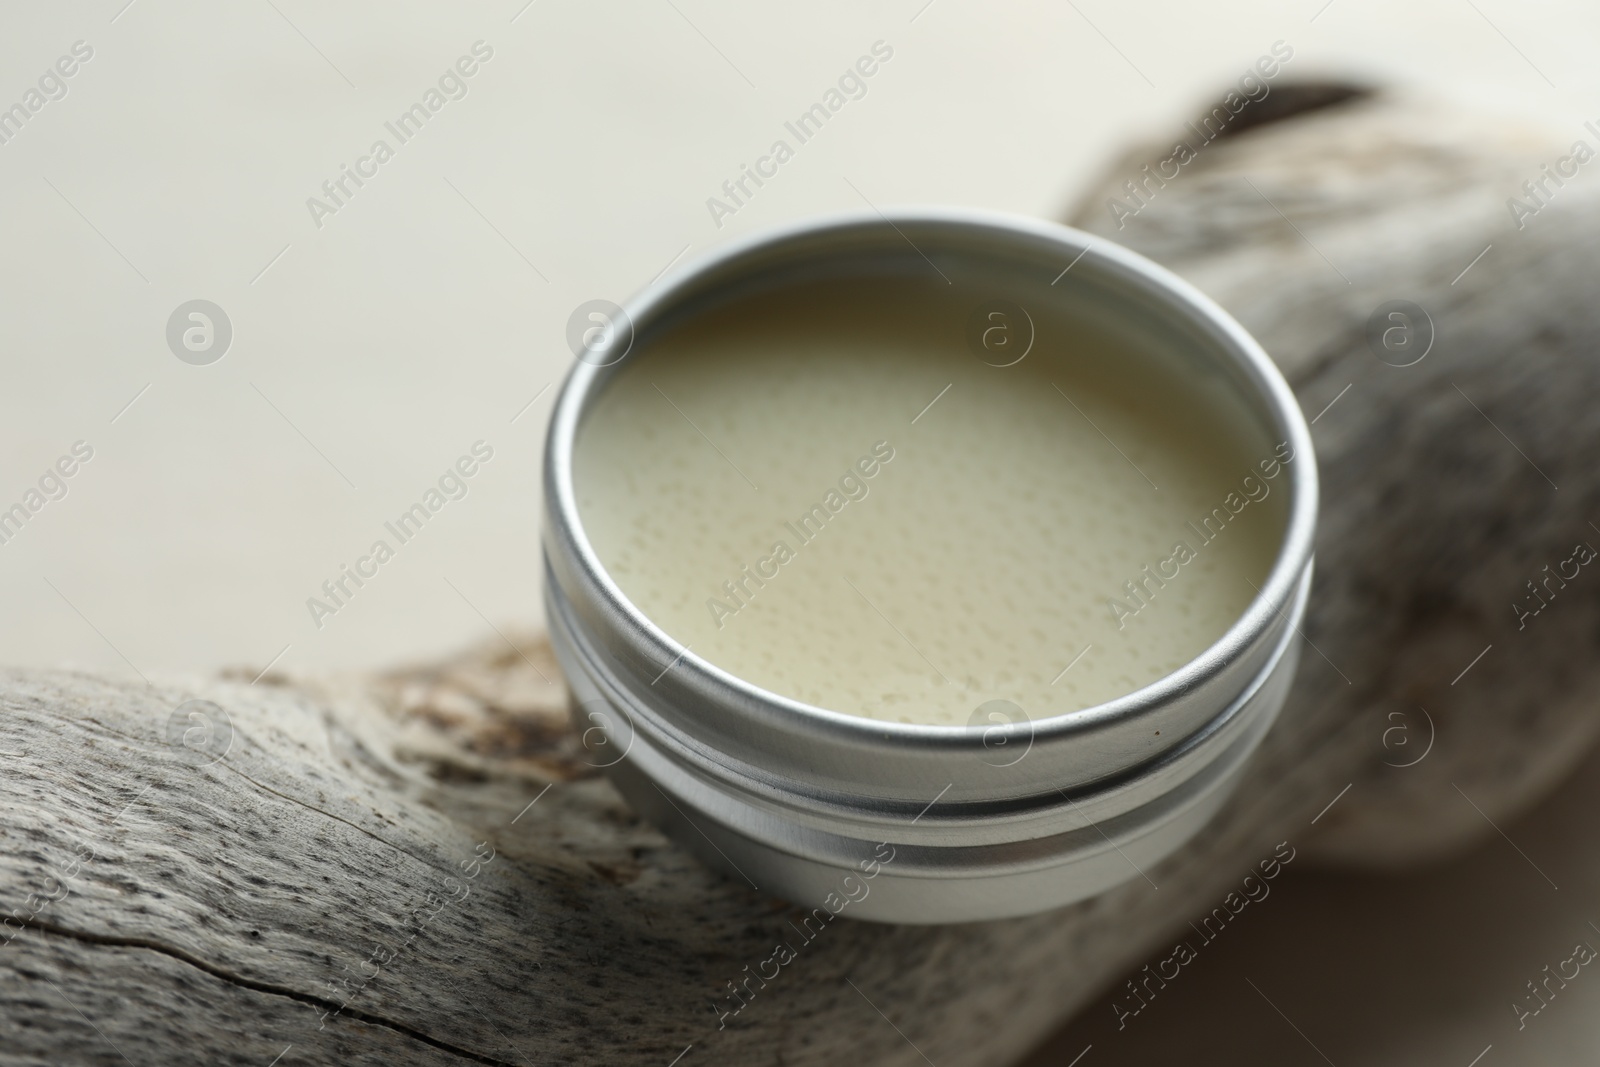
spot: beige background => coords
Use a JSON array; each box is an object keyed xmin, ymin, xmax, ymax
[
  {"xmin": 4, "ymin": 0, "xmax": 1595, "ymax": 677},
  {"xmin": 4, "ymin": 1, "xmax": 1599, "ymax": 1062}
]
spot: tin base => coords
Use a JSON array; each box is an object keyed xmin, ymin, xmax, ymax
[{"xmin": 551, "ymin": 569, "xmax": 1307, "ymax": 924}]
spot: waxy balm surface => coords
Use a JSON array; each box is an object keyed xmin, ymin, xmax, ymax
[{"xmin": 574, "ymin": 276, "xmax": 1289, "ymax": 726}]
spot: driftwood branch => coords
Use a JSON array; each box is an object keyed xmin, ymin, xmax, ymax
[{"xmin": 5, "ymin": 84, "xmax": 1600, "ymax": 1065}]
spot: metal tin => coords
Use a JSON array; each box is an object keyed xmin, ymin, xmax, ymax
[{"xmin": 542, "ymin": 209, "xmax": 1317, "ymax": 924}]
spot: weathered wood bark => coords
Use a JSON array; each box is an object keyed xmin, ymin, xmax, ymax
[
  {"xmin": 1065, "ymin": 83, "xmax": 1600, "ymax": 867},
  {"xmin": 5, "ymin": 85, "xmax": 1600, "ymax": 1066}
]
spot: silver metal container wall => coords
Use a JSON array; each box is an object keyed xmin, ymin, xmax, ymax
[{"xmin": 541, "ymin": 209, "xmax": 1318, "ymax": 924}]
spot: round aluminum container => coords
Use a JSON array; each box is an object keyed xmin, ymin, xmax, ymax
[{"xmin": 542, "ymin": 208, "xmax": 1317, "ymax": 924}]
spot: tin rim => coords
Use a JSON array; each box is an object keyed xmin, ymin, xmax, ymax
[{"xmin": 543, "ymin": 207, "xmax": 1317, "ymax": 755}]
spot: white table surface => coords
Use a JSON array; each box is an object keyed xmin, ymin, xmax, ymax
[{"xmin": 5, "ymin": 0, "xmax": 1593, "ymax": 677}]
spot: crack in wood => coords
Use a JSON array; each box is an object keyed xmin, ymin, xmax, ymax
[{"xmin": 18, "ymin": 919, "xmax": 521, "ymax": 1067}]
